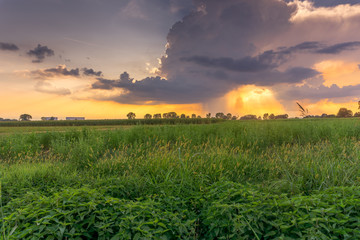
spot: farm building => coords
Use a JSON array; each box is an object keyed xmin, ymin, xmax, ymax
[
  {"xmin": 41, "ymin": 117, "xmax": 58, "ymax": 121},
  {"xmin": 66, "ymin": 117, "xmax": 85, "ymax": 120}
]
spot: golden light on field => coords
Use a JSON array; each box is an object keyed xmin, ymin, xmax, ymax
[
  {"xmin": 315, "ymin": 60, "xmax": 360, "ymax": 87},
  {"xmin": 225, "ymin": 85, "xmax": 286, "ymax": 116}
]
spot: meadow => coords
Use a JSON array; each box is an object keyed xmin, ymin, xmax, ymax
[{"xmin": 1, "ymin": 118, "xmax": 360, "ymax": 239}]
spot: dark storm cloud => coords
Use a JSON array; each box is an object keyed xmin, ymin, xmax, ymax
[
  {"xmin": 91, "ymin": 0, "xmax": 313, "ymax": 104},
  {"xmin": 0, "ymin": 42, "xmax": 19, "ymax": 51},
  {"xmin": 286, "ymin": 42, "xmax": 323, "ymax": 51},
  {"xmin": 183, "ymin": 41, "xmax": 357, "ymax": 73},
  {"xmin": 182, "ymin": 53, "xmax": 281, "ymax": 73},
  {"xmin": 32, "ymin": 66, "xmax": 80, "ymax": 78},
  {"xmin": 92, "ymin": 66, "xmax": 319, "ymax": 104},
  {"xmin": 181, "ymin": 41, "xmax": 323, "ymax": 73},
  {"xmin": 89, "ymin": 0, "xmax": 360, "ymax": 106},
  {"xmin": 82, "ymin": 68, "xmax": 102, "ymax": 77},
  {"xmin": 27, "ymin": 44, "xmax": 54, "ymax": 63},
  {"xmin": 312, "ymin": 0, "xmax": 360, "ymax": 7},
  {"xmin": 92, "ymin": 73, "xmax": 223, "ymax": 104},
  {"xmin": 316, "ymin": 41, "xmax": 360, "ymax": 54}
]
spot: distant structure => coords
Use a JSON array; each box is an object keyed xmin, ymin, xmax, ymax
[
  {"xmin": 66, "ymin": 117, "xmax": 85, "ymax": 120},
  {"xmin": 41, "ymin": 117, "xmax": 58, "ymax": 121}
]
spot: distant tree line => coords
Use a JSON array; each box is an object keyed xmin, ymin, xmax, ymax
[
  {"xmin": 133, "ymin": 112, "xmax": 236, "ymax": 120},
  {"xmin": 3, "ymin": 105, "xmax": 360, "ymax": 122}
]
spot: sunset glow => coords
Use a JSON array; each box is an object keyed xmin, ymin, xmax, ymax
[
  {"xmin": 225, "ymin": 86, "xmax": 286, "ymax": 116},
  {"xmin": 1, "ymin": 0, "xmax": 360, "ymax": 119},
  {"xmin": 315, "ymin": 61, "xmax": 360, "ymax": 87}
]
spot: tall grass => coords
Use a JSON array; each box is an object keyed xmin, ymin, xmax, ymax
[
  {"xmin": 1, "ymin": 118, "xmax": 360, "ymax": 238},
  {"xmin": 0, "ymin": 118, "xmax": 224, "ymax": 127}
]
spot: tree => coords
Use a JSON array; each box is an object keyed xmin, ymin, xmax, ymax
[
  {"xmin": 354, "ymin": 112, "xmax": 360, "ymax": 117},
  {"xmin": 269, "ymin": 114, "xmax": 275, "ymax": 120},
  {"xmin": 127, "ymin": 112, "xmax": 136, "ymax": 120},
  {"xmin": 215, "ymin": 112, "xmax": 225, "ymax": 119},
  {"xmin": 275, "ymin": 114, "xmax": 288, "ymax": 119},
  {"xmin": 337, "ymin": 108, "xmax": 353, "ymax": 118},
  {"xmin": 144, "ymin": 114, "xmax": 152, "ymax": 119},
  {"xmin": 240, "ymin": 115, "xmax": 257, "ymax": 120},
  {"xmin": 166, "ymin": 112, "xmax": 178, "ymax": 119},
  {"xmin": 163, "ymin": 113, "xmax": 168, "ymax": 119},
  {"xmin": 231, "ymin": 116, "xmax": 238, "ymax": 120},
  {"xmin": 206, "ymin": 113, "xmax": 211, "ymax": 118},
  {"xmin": 263, "ymin": 113, "xmax": 269, "ymax": 120},
  {"xmin": 180, "ymin": 114, "xmax": 186, "ymax": 119},
  {"xmin": 19, "ymin": 114, "xmax": 32, "ymax": 121},
  {"xmin": 153, "ymin": 113, "xmax": 162, "ymax": 119},
  {"xmin": 226, "ymin": 113, "xmax": 232, "ymax": 120},
  {"xmin": 197, "ymin": 115, "xmax": 201, "ymax": 118},
  {"xmin": 191, "ymin": 114, "xmax": 196, "ymax": 119}
]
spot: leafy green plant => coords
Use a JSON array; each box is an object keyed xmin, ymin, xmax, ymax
[
  {"xmin": 1, "ymin": 188, "xmax": 197, "ymax": 239},
  {"xmin": 2, "ymin": 119, "xmax": 360, "ymax": 239}
]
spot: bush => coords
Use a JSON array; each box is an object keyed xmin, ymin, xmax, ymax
[
  {"xmin": 2, "ymin": 188, "xmax": 197, "ymax": 239},
  {"xmin": 200, "ymin": 182, "xmax": 360, "ymax": 239}
]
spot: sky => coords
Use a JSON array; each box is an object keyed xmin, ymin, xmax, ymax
[{"xmin": 1, "ymin": 0, "xmax": 360, "ymax": 120}]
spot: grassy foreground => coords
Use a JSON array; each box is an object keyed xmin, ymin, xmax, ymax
[{"xmin": 1, "ymin": 118, "xmax": 360, "ymax": 239}]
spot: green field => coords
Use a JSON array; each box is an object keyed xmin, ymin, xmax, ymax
[{"xmin": 1, "ymin": 118, "xmax": 360, "ymax": 239}]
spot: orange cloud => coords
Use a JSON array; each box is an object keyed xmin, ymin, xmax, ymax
[
  {"xmin": 225, "ymin": 85, "xmax": 286, "ymax": 116},
  {"xmin": 315, "ymin": 60, "xmax": 360, "ymax": 87}
]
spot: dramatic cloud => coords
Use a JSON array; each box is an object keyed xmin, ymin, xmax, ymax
[
  {"xmin": 316, "ymin": 41, "xmax": 360, "ymax": 54},
  {"xmin": 183, "ymin": 41, "xmax": 360, "ymax": 73},
  {"xmin": 104, "ymin": 0, "xmax": 360, "ymax": 109},
  {"xmin": 286, "ymin": 0, "xmax": 360, "ymax": 7},
  {"xmin": 27, "ymin": 44, "xmax": 54, "ymax": 63},
  {"xmin": 0, "ymin": 42, "xmax": 19, "ymax": 51},
  {"xmin": 31, "ymin": 66, "xmax": 105, "ymax": 80},
  {"xmin": 92, "ymin": 0, "xmax": 337, "ymax": 105},
  {"xmin": 181, "ymin": 41, "xmax": 321, "ymax": 73},
  {"xmin": 82, "ymin": 68, "xmax": 102, "ymax": 77},
  {"xmin": 10, "ymin": 0, "xmax": 360, "ymax": 113},
  {"xmin": 92, "ymin": 66, "xmax": 318, "ymax": 104},
  {"xmin": 32, "ymin": 65, "xmax": 80, "ymax": 79}
]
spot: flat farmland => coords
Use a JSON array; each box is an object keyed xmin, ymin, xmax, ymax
[
  {"xmin": 1, "ymin": 118, "xmax": 360, "ymax": 239},
  {"xmin": 0, "ymin": 125, "xmax": 131, "ymax": 136}
]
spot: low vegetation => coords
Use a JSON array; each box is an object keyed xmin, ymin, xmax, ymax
[
  {"xmin": 0, "ymin": 118, "xmax": 224, "ymax": 127},
  {"xmin": 1, "ymin": 118, "xmax": 360, "ymax": 239}
]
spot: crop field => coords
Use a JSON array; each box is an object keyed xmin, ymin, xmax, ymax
[{"xmin": 1, "ymin": 118, "xmax": 360, "ymax": 239}]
